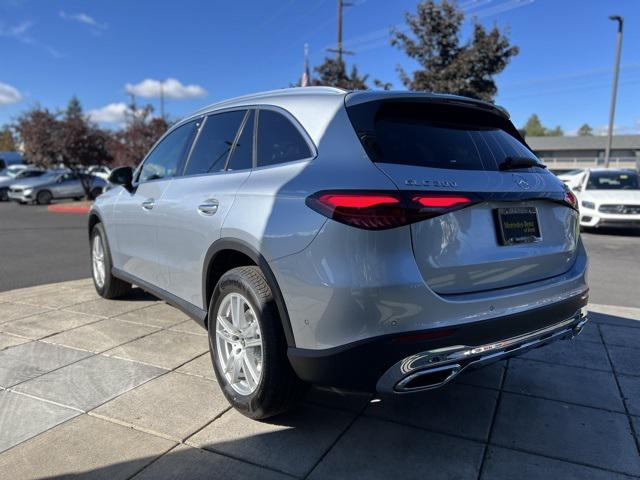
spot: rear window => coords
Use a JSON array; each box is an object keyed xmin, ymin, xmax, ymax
[{"xmin": 346, "ymin": 100, "xmax": 537, "ymax": 171}]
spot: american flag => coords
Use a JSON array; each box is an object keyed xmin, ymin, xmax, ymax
[{"xmin": 301, "ymin": 43, "xmax": 310, "ymax": 87}]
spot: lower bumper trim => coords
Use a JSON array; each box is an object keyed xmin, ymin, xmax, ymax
[{"xmin": 378, "ymin": 310, "xmax": 587, "ymax": 393}]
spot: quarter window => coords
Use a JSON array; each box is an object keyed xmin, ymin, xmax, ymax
[
  {"xmin": 139, "ymin": 121, "xmax": 197, "ymax": 183},
  {"xmin": 256, "ymin": 110, "xmax": 311, "ymax": 168},
  {"xmin": 185, "ymin": 111, "xmax": 246, "ymax": 176}
]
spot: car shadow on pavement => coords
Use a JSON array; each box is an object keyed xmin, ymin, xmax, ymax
[{"xmin": 2, "ymin": 309, "xmax": 639, "ymax": 479}]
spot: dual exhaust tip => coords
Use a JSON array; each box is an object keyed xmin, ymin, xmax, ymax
[
  {"xmin": 395, "ymin": 364, "xmax": 462, "ymax": 392},
  {"xmin": 391, "ymin": 317, "xmax": 587, "ymax": 393}
]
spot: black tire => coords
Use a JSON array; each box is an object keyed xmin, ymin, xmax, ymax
[
  {"xmin": 90, "ymin": 223, "xmax": 131, "ymax": 299},
  {"xmin": 89, "ymin": 188, "xmax": 103, "ymax": 200},
  {"xmin": 208, "ymin": 266, "xmax": 307, "ymax": 419},
  {"xmin": 36, "ymin": 190, "xmax": 52, "ymax": 205},
  {"xmin": 0, "ymin": 188, "xmax": 8, "ymax": 201}
]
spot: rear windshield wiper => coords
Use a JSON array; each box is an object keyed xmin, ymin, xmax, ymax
[{"xmin": 498, "ymin": 156, "xmax": 547, "ymax": 171}]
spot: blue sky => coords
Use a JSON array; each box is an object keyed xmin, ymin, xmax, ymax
[{"xmin": 0, "ymin": 0, "xmax": 638, "ymax": 134}]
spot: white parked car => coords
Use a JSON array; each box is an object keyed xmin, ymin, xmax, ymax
[
  {"xmin": 556, "ymin": 169, "xmax": 584, "ymax": 189},
  {"xmin": 574, "ymin": 169, "xmax": 640, "ymax": 229},
  {"xmin": 86, "ymin": 165, "xmax": 112, "ymax": 181}
]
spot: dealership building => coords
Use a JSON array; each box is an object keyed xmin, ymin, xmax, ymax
[{"xmin": 526, "ymin": 135, "xmax": 640, "ymax": 172}]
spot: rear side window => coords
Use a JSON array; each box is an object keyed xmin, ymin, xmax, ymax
[
  {"xmin": 185, "ymin": 111, "xmax": 246, "ymax": 176},
  {"xmin": 346, "ymin": 101, "xmax": 537, "ymax": 171},
  {"xmin": 256, "ymin": 110, "xmax": 312, "ymax": 168}
]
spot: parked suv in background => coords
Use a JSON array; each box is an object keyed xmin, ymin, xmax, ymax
[
  {"xmin": 9, "ymin": 170, "xmax": 107, "ymax": 204},
  {"xmin": 573, "ymin": 168, "xmax": 640, "ymax": 229},
  {"xmin": 0, "ymin": 168, "xmax": 45, "ymax": 201},
  {"xmin": 90, "ymin": 88, "xmax": 589, "ymax": 419}
]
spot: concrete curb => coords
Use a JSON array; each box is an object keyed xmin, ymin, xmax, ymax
[{"xmin": 47, "ymin": 205, "xmax": 91, "ymax": 214}]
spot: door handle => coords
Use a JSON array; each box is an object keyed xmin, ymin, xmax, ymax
[
  {"xmin": 198, "ymin": 199, "xmax": 219, "ymax": 216},
  {"xmin": 141, "ymin": 199, "xmax": 155, "ymax": 210}
]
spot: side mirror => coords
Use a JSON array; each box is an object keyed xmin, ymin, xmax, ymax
[
  {"xmin": 108, "ymin": 166, "xmax": 134, "ymax": 191},
  {"xmin": 573, "ymin": 185, "xmax": 582, "ymax": 192}
]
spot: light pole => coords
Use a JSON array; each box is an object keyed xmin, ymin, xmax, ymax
[{"xmin": 604, "ymin": 15, "xmax": 623, "ymax": 169}]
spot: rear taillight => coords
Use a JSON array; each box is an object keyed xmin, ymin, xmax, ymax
[
  {"xmin": 564, "ymin": 190, "xmax": 579, "ymax": 211},
  {"xmin": 306, "ymin": 191, "xmax": 476, "ymax": 230}
]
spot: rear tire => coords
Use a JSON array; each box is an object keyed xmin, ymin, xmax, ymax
[
  {"xmin": 36, "ymin": 190, "xmax": 52, "ymax": 205},
  {"xmin": 209, "ymin": 266, "xmax": 307, "ymax": 419},
  {"xmin": 90, "ymin": 223, "xmax": 131, "ymax": 299}
]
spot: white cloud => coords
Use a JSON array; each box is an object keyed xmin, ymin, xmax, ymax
[
  {"xmin": 87, "ymin": 102, "xmax": 129, "ymax": 124},
  {"xmin": 0, "ymin": 82, "xmax": 22, "ymax": 105},
  {"xmin": 59, "ymin": 11, "xmax": 107, "ymax": 32},
  {"xmin": 0, "ymin": 20, "xmax": 65, "ymax": 58},
  {"xmin": 125, "ymin": 78, "xmax": 207, "ymax": 100}
]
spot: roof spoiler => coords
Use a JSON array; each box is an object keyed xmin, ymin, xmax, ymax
[{"xmin": 344, "ymin": 91, "xmax": 510, "ymax": 119}]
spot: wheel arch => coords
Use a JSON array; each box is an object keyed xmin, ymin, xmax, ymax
[
  {"xmin": 203, "ymin": 238, "xmax": 296, "ymax": 347},
  {"xmin": 88, "ymin": 210, "xmax": 103, "ymax": 238}
]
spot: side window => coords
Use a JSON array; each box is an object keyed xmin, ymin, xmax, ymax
[
  {"xmin": 184, "ymin": 111, "xmax": 246, "ymax": 176},
  {"xmin": 256, "ymin": 110, "xmax": 312, "ymax": 168},
  {"xmin": 227, "ymin": 110, "xmax": 254, "ymax": 171},
  {"xmin": 139, "ymin": 121, "xmax": 197, "ymax": 183}
]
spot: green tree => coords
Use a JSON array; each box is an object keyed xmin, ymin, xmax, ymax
[
  {"xmin": 391, "ymin": 0, "xmax": 519, "ymax": 101},
  {"xmin": 0, "ymin": 126, "xmax": 17, "ymax": 151},
  {"xmin": 310, "ymin": 57, "xmax": 370, "ymax": 90},
  {"xmin": 522, "ymin": 114, "xmax": 564, "ymax": 137},
  {"xmin": 577, "ymin": 123, "xmax": 593, "ymax": 136},
  {"xmin": 522, "ymin": 114, "xmax": 547, "ymax": 136}
]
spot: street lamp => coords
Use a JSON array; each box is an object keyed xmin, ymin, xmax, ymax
[{"xmin": 604, "ymin": 15, "xmax": 623, "ymax": 169}]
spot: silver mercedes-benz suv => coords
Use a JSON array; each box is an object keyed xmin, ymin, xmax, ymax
[{"xmin": 89, "ymin": 87, "xmax": 588, "ymax": 419}]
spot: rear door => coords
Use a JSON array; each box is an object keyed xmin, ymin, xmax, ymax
[
  {"xmin": 157, "ymin": 109, "xmax": 252, "ymax": 306},
  {"xmin": 346, "ymin": 97, "xmax": 579, "ymax": 295}
]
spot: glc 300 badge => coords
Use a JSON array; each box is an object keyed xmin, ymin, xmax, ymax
[{"xmin": 405, "ymin": 179, "xmax": 458, "ymax": 188}]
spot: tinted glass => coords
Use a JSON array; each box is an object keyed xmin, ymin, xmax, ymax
[
  {"xmin": 347, "ymin": 101, "xmax": 537, "ymax": 171},
  {"xmin": 587, "ymin": 171, "xmax": 639, "ymax": 190},
  {"xmin": 139, "ymin": 121, "xmax": 197, "ymax": 183},
  {"xmin": 185, "ymin": 111, "xmax": 246, "ymax": 176},
  {"xmin": 257, "ymin": 110, "xmax": 311, "ymax": 168},
  {"xmin": 227, "ymin": 110, "xmax": 254, "ymax": 171}
]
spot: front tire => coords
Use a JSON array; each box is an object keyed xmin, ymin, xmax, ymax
[
  {"xmin": 36, "ymin": 190, "xmax": 52, "ymax": 205},
  {"xmin": 209, "ymin": 266, "xmax": 306, "ymax": 419},
  {"xmin": 90, "ymin": 223, "xmax": 131, "ymax": 299}
]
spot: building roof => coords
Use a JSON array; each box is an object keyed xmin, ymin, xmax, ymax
[{"xmin": 526, "ymin": 135, "xmax": 640, "ymax": 151}]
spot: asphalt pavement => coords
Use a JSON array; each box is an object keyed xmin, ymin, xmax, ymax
[
  {"xmin": 0, "ymin": 201, "xmax": 639, "ymax": 308},
  {"xmin": 0, "ymin": 202, "xmax": 89, "ymax": 292}
]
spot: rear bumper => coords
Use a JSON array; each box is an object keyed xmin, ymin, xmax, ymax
[{"xmin": 287, "ymin": 291, "xmax": 588, "ymax": 392}]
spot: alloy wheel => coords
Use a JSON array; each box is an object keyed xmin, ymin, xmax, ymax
[
  {"xmin": 215, "ymin": 292, "xmax": 263, "ymax": 395},
  {"xmin": 91, "ymin": 235, "xmax": 106, "ymax": 288}
]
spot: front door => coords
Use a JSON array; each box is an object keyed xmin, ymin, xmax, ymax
[{"xmin": 111, "ymin": 120, "xmax": 198, "ymax": 286}]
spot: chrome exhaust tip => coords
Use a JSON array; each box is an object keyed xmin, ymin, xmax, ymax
[{"xmin": 394, "ymin": 364, "xmax": 462, "ymax": 392}]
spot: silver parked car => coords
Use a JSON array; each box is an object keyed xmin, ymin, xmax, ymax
[
  {"xmin": 89, "ymin": 87, "xmax": 589, "ymax": 419},
  {"xmin": 9, "ymin": 170, "xmax": 107, "ymax": 204},
  {"xmin": 0, "ymin": 168, "xmax": 46, "ymax": 201}
]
